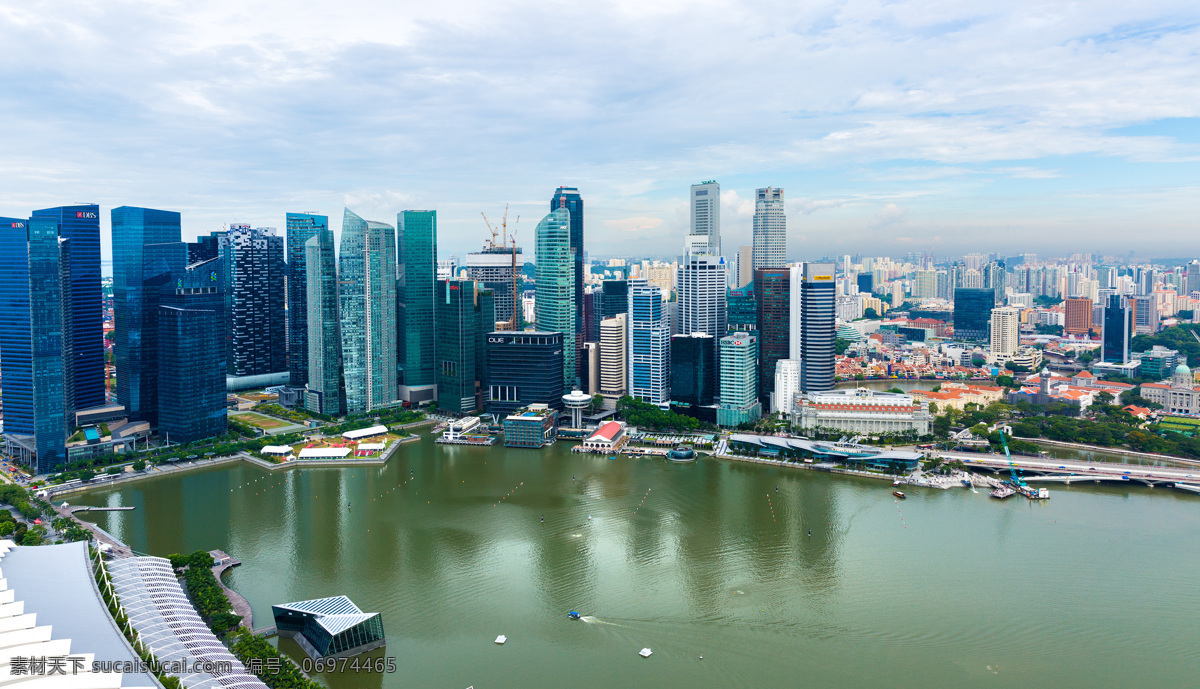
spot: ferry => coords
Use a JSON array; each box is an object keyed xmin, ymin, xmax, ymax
[{"xmin": 893, "ymin": 491, "xmax": 906, "ymax": 499}]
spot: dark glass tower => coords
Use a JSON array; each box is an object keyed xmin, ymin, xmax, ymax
[
  {"xmin": 436, "ymin": 280, "xmax": 494, "ymax": 414},
  {"xmin": 397, "ymin": 210, "xmax": 438, "ymax": 403},
  {"xmin": 31, "ymin": 205, "xmax": 104, "ymax": 411},
  {"xmin": 551, "ymin": 187, "xmax": 584, "ymax": 376},
  {"xmin": 670, "ymin": 334, "xmax": 716, "ymax": 406},
  {"xmin": 158, "ymin": 258, "xmax": 227, "ymax": 442},
  {"xmin": 27, "ymin": 217, "xmax": 69, "ymax": 473},
  {"xmin": 754, "ymin": 268, "xmax": 790, "ymax": 405},
  {"xmin": 0, "ymin": 217, "xmax": 34, "ymax": 438},
  {"xmin": 953, "ymin": 288, "xmax": 994, "ymax": 342},
  {"xmin": 112, "ymin": 207, "xmax": 187, "ymax": 425},
  {"xmin": 856, "ymin": 273, "xmax": 874, "ymax": 294},
  {"xmin": 799, "ymin": 263, "xmax": 836, "ymax": 393},
  {"xmin": 285, "ymin": 213, "xmax": 328, "ymax": 386},
  {"xmin": 217, "ymin": 224, "xmax": 287, "ymax": 377},
  {"xmin": 485, "ymin": 331, "xmax": 565, "ymax": 417},
  {"xmin": 1102, "ymin": 294, "xmax": 1133, "ymax": 363},
  {"xmin": 727, "ymin": 285, "xmax": 757, "ymax": 332}
]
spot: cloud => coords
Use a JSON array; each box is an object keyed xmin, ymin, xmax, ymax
[
  {"xmin": 604, "ymin": 216, "xmax": 664, "ymax": 233},
  {"xmin": 870, "ymin": 203, "xmax": 909, "ymax": 229}
]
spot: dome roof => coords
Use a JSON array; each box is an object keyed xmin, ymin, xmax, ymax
[{"xmin": 1177, "ymin": 362, "xmax": 1192, "ymax": 374}]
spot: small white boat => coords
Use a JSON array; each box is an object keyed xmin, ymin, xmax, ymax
[
  {"xmin": 495, "ymin": 635, "xmax": 507, "ymax": 645},
  {"xmin": 639, "ymin": 648, "xmax": 653, "ymax": 658}
]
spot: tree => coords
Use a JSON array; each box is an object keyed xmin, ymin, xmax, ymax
[
  {"xmin": 862, "ymin": 308, "xmax": 880, "ymax": 319},
  {"xmin": 887, "ymin": 388, "xmax": 904, "ymax": 394},
  {"xmin": 133, "ymin": 459, "xmax": 146, "ymax": 471},
  {"xmin": 1005, "ymin": 361, "xmax": 1030, "ymax": 373},
  {"xmin": 79, "ymin": 469, "xmax": 96, "ymax": 482},
  {"xmin": 996, "ymin": 375, "xmax": 1016, "ymax": 388},
  {"xmin": 835, "ymin": 338, "xmax": 851, "ymax": 355}
]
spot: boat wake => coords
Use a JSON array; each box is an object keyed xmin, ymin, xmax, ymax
[{"xmin": 580, "ymin": 616, "xmax": 626, "ymax": 628}]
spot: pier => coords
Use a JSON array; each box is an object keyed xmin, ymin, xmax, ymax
[{"xmin": 210, "ymin": 549, "xmax": 253, "ymax": 628}]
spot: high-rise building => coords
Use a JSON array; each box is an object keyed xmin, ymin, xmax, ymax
[
  {"xmin": 535, "ymin": 207, "xmax": 577, "ymax": 388},
  {"xmin": 754, "ymin": 268, "xmax": 790, "ymax": 404},
  {"xmin": 772, "ymin": 359, "xmax": 800, "ymax": 414},
  {"xmin": 989, "ymin": 307, "xmax": 1020, "ymax": 358},
  {"xmin": 158, "ymin": 258, "xmax": 227, "ymax": 443},
  {"xmin": 953, "ymin": 288, "xmax": 994, "ymax": 343},
  {"xmin": 599, "ymin": 314, "xmax": 628, "ymax": 399},
  {"xmin": 752, "ymin": 187, "xmax": 786, "ymax": 270},
  {"xmin": 304, "ymin": 227, "xmax": 342, "ymax": 415},
  {"xmin": 485, "ymin": 330, "xmax": 564, "ymax": 418},
  {"xmin": 436, "ymin": 280, "xmax": 494, "ymax": 414},
  {"xmin": 595, "ymin": 279, "xmax": 629, "ymax": 338},
  {"xmin": 551, "ymin": 187, "xmax": 584, "ymax": 377},
  {"xmin": 112, "ymin": 206, "xmax": 187, "ymax": 425},
  {"xmin": 339, "ymin": 209, "xmax": 398, "ymax": 414},
  {"xmin": 677, "ymin": 253, "xmax": 728, "ymax": 341},
  {"xmin": 856, "ymin": 272, "xmax": 874, "ymax": 294},
  {"xmin": 1132, "ymin": 295, "xmax": 1159, "ymax": 334},
  {"xmin": 689, "ymin": 181, "xmax": 720, "ymax": 255},
  {"xmin": 727, "ymin": 286, "xmax": 757, "ymax": 332},
  {"xmin": 1064, "ymin": 297, "xmax": 1094, "ymax": 335},
  {"xmin": 670, "ymin": 333, "xmax": 715, "ymax": 407},
  {"xmin": 188, "ymin": 234, "xmax": 218, "ymax": 264},
  {"xmin": 397, "ymin": 210, "xmax": 438, "ymax": 404},
  {"xmin": 799, "ymin": 263, "xmax": 836, "ymax": 393},
  {"xmin": 736, "ymin": 245, "xmax": 754, "ymax": 289},
  {"xmin": 465, "ymin": 243, "xmax": 521, "ymax": 327},
  {"xmin": 0, "ymin": 217, "xmax": 34, "ymax": 446},
  {"xmin": 217, "ymin": 224, "xmax": 287, "ymax": 378},
  {"xmin": 30, "ymin": 205, "xmax": 104, "ymax": 411},
  {"xmin": 628, "ymin": 279, "xmax": 670, "ymax": 405},
  {"xmin": 912, "ymin": 269, "xmax": 937, "ymax": 299},
  {"xmin": 718, "ymin": 332, "xmax": 761, "ymax": 427},
  {"xmin": 285, "ymin": 213, "xmax": 328, "ymax": 387},
  {"xmin": 1102, "ymin": 294, "xmax": 1133, "ymax": 364}
]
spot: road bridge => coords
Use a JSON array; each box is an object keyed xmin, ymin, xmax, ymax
[{"xmin": 940, "ymin": 451, "xmax": 1200, "ymax": 492}]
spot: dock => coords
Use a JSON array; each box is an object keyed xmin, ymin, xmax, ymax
[{"xmin": 68, "ymin": 505, "xmax": 136, "ymax": 513}]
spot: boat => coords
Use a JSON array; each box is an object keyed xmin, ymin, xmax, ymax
[
  {"xmin": 639, "ymin": 648, "xmax": 653, "ymax": 658},
  {"xmin": 494, "ymin": 635, "xmax": 507, "ymax": 644},
  {"xmin": 893, "ymin": 491, "xmax": 906, "ymax": 499},
  {"xmin": 961, "ymin": 478, "xmax": 973, "ymax": 488},
  {"xmin": 989, "ymin": 486, "xmax": 1016, "ymax": 499},
  {"xmin": 567, "ymin": 611, "xmax": 581, "ymax": 620},
  {"xmin": 892, "ymin": 479, "xmax": 903, "ymax": 486}
]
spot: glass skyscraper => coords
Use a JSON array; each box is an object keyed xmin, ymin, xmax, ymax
[
  {"xmin": 112, "ymin": 206, "xmax": 187, "ymax": 424},
  {"xmin": 339, "ymin": 209, "xmax": 397, "ymax": 414},
  {"xmin": 0, "ymin": 217, "xmax": 34, "ymax": 440},
  {"xmin": 670, "ymin": 334, "xmax": 715, "ymax": 407},
  {"xmin": 628, "ymin": 279, "xmax": 670, "ymax": 405},
  {"xmin": 31, "ymin": 205, "xmax": 104, "ymax": 411},
  {"xmin": 718, "ymin": 332, "xmax": 761, "ymax": 428},
  {"xmin": 953, "ymin": 288, "xmax": 994, "ymax": 343},
  {"xmin": 550, "ymin": 187, "xmax": 584, "ymax": 377},
  {"xmin": 217, "ymin": 224, "xmax": 287, "ymax": 377},
  {"xmin": 158, "ymin": 258, "xmax": 227, "ymax": 442},
  {"xmin": 436, "ymin": 280, "xmax": 495, "ymax": 414},
  {"xmin": 397, "ymin": 210, "xmax": 438, "ymax": 404},
  {"xmin": 799, "ymin": 263, "xmax": 836, "ymax": 393},
  {"xmin": 754, "ymin": 268, "xmax": 790, "ymax": 405},
  {"xmin": 285, "ymin": 213, "xmax": 328, "ymax": 387},
  {"xmin": 485, "ymin": 331, "xmax": 564, "ymax": 418},
  {"xmin": 305, "ymin": 228, "xmax": 342, "ymax": 415},
  {"xmin": 1102, "ymin": 294, "xmax": 1133, "ymax": 364},
  {"xmin": 535, "ymin": 208, "xmax": 577, "ymax": 388},
  {"xmin": 727, "ymin": 285, "xmax": 757, "ymax": 332},
  {"xmin": 26, "ymin": 217, "xmax": 69, "ymax": 473}
]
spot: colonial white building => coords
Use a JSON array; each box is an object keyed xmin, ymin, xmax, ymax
[
  {"xmin": 792, "ymin": 388, "xmax": 932, "ymax": 436},
  {"xmin": 1140, "ymin": 363, "xmax": 1200, "ymax": 415}
]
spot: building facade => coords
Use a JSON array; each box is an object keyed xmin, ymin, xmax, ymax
[
  {"xmin": 792, "ymin": 388, "xmax": 932, "ymax": 436},
  {"xmin": 551, "ymin": 187, "xmax": 585, "ymax": 378},
  {"xmin": 465, "ymin": 244, "xmax": 521, "ymax": 327},
  {"xmin": 727, "ymin": 285, "xmax": 756, "ymax": 332},
  {"xmin": 436, "ymin": 280, "xmax": 494, "ymax": 414},
  {"xmin": 486, "ymin": 331, "xmax": 564, "ymax": 417},
  {"xmin": 217, "ymin": 224, "xmax": 287, "ymax": 378},
  {"xmin": 689, "ymin": 181, "xmax": 721, "ymax": 255},
  {"xmin": 755, "ymin": 268, "xmax": 790, "ymax": 404},
  {"xmin": 600, "ymin": 314, "xmax": 628, "ymax": 399},
  {"xmin": 157, "ymin": 258, "xmax": 227, "ymax": 443},
  {"xmin": 1102, "ymin": 294, "xmax": 1133, "ymax": 363},
  {"xmin": 285, "ymin": 213, "xmax": 328, "ymax": 387},
  {"xmin": 670, "ymin": 333, "xmax": 715, "ymax": 407},
  {"xmin": 339, "ymin": 209, "xmax": 398, "ymax": 414},
  {"xmin": 304, "ymin": 229, "xmax": 342, "ymax": 415},
  {"xmin": 751, "ymin": 187, "xmax": 786, "ymax": 270},
  {"xmin": 772, "ymin": 359, "xmax": 800, "ymax": 415},
  {"xmin": 989, "ymin": 306, "xmax": 1020, "ymax": 359},
  {"xmin": 799, "ymin": 262, "xmax": 836, "ymax": 393},
  {"xmin": 628, "ymin": 279, "xmax": 670, "ymax": 405},
  {"xmin": 718, "ymin": 332, "xmax": 761, "ymax": 427},
  {"xmin": 397, "ymin": 210, "xmax": 438, "ymax": 403},
  {"xmin": 677, "ymin": 253, "xmax": 728, "ymax": 341},
  {"xmin": 953, "ymin": 288, "xmax": 994, "ymax": 343},
  {"xmin": 1064, "ymin": 297, "xmax": 1093, "ymax": 335},
  {"xmin": 1140, "ymin": 364, "xmax": 1200, "ymax": 415},
  {"xmin": 535, "ymin": 207, "xmax": 577, "ymax": 388}
]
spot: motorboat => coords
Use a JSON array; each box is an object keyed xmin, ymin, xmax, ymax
[
  {"xmin": 961, "ymin": 478, "xmax": 973, "ymax": 488},
  {"xmin": 893, "ymin": 491, "xmax": 906, "ymax": 499},
  {"xmin": 567, "ymin": 612, "xmax": 582, "ymax": 620}
]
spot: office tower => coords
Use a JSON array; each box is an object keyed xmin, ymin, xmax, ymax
[
  {"xmin": 1065, "ymin": 297, "xmax": 1094, "ymax": 335},
  {"xmin": 628, "ymin": 279, "xmax": 670, "ymax": 405},
  {"xmin": 436, "ymin": 280, "xmax": 494, "ymax": 413},
  {"xmin": 0, "ymin": 217, "xmax": 34, "ymax": 449},
  {"xmin": 773, "ymin": 359, "xmax": 800, "ymax": 414},
  {"xmin": 953, "ymin": 288, "xmax": 994, "ymax": 342},
  {"xmin": 727, "ymin": 286, "xmax": 757, "ymax": 332},
  {"xmin": 582, "ymin": 291, "xmax": 597, "ymax": 342},
  {"xmin": 339, "ymin": 209, "xmax": 398, "ymax": 414},
  {"xmin": 285, "ymin": 213, "xmax": 328, "ymax": 387},
  {"xmin": 799, "ymin": 263, "xmax": 836, "ymax": 393},
  {"xmin": 465, "ymin": 242, "xmax": 521, "ymax": 326},
  {"xmin": 550, "ymin": 187, "xmax": 585, "ymax": 376},
  {"xmin": 397, "ymin": 210, "xmax": 438, "ymax": 403},
  {"xmin": 752, "ymin": 187, "xmax": 786, "ymax": 270},
  {"xmin": 31, "ymin": 205, "xmax": 103, "ymax": 411},
  {"xmin": 583, "ymin": 342, "xmax": 600, "ymax": 396},
  {"xmin": 912, "ymin": 269, "xmax": 937, "ymax": 299},
  {"xmin": 112, "ymin": 206, "xmax": 187, "ymax": 424},
  {"xmin": 600, "ymin": 314, "xmax": 628, "ymax": 399},
  {"xmin": 485, "ymin": 330, "xmax": 565, "ymax": 418},
  {"xmin": 217, "ymin": 224, "xmax": 286, "ymax": 378},
  {"xmin": 989, "ymin": 307, "xmax": 1020, "ymax": 358},
  {"xmin": 158, "ymin": 258, "xmax": 227, "ymax": 443},
  {"xmin": 736, "ymin": 245, "xmax": 754, "ymax": 289},
  {"xmin": 677, "ymin": 254, "xmax": 728, "ymax": 340},
  {"xmin": 718, "ymin": 332, "xmax": 761, "ymax": 427},
  {"xmin": 754, "ymin": 268, "xmax": 790, "ymax": 404},
  {"xmin": 535, "ymin": 207, "xmax": 577, "ymax": 388},
  {"xmin": 670, "ymin": 334, "xmax": 715, "ymax": 407},
  {"xmin": 304, "ymin": 228, "xmax": 342, "ymax": 415},
  {"xmin": 1102, "ymin": 295, "xmax": 1133, "ymax": 363},
  {"xmin": 593, "ymin": 279, "xmax": 629, "ymax": 338},
  {"xmin": 1132, "ymin": 295, "xmax": 1159, "ymax": 334},
  {"xmin": 188, "ymin": 234, "xmax": 219, "ymax": 264},
  {"xmin": 1187, "ymin": 261, "xmax": 1200, "ymax": 295},
  {"xmin": 856, "ymin": 272, "xmax": 874, "ymax": 294},
  {"xmin": 689, "ymin": 181, "xmax": 720, "ymax": 255}
]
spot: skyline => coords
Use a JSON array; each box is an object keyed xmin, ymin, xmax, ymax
[{"xmin": 2, "ymin": 1, "xmax": 1199, "ymax": 265}]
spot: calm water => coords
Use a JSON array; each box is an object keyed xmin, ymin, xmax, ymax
[{"xmin": 76, "ymin": 434, "xmax": 1200, "ymax": 689}]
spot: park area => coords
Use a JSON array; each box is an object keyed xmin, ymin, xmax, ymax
[
  {"xmin": 257, "ymin": 425, "xmax": 403, "ymax": 462},
  {"xmin": 235, "ymin": 411, "xmax": 293, "ymax": 430}
]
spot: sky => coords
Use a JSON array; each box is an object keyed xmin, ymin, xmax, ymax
[{"xmin": 1, "ymin": 0, "xmax": 1199, "ymax": 269}]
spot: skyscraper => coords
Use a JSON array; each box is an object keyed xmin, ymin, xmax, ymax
[
  {"xmin": 551, "ymin": 187, "xmax": 585, "ymax": 377},
  {"xmin": 535, "ymin": 208, "xmax": 577, "ymax": 388},
  {"xmin": 736, "ymin": 245, "xmax": 754, "ymax": 289},
  {"xmin": 752, "ymin": 187, "xmax": 786, "ymax": 270},
  {"xmin": 718, "ymin": 332, "xmax": 761, "ymax": 427},
  {"xmin": 31, "ymin": 205, "xmax": 104, "ymax": 411},
  {"xmin": 628, "ymin": 279, "xmax": 670, "ymax": 405},
  {"xmin": 217, "ymin": 224, "xmax": 287, "ymax": 378},
  {"xmin": 339, "ymin": 209, "xmax": 398, "ymax": 414},
  {"xmin": 727, "ymin": 285, "xmax": 757, "ymax": 332},
  {"xmin": 485, "ymin": 330, "xmax": 564, "ymax": 417},
  {"xmin": 989, "ymin": 306, "xmax": 1020, "ymax": 359},
  {"xmin": 670, "ymin": 333, "xmax": 715, "ymax": 407},
  {"xmin": 754, "ymin": 268, "xmax": 790, "ymax": 405},
  {"xmin": 1065, "ymin": 297, "xmax": 1094, "ymax": 335},
  {"xmin": 953, "ymin": 288, "xmax": 994, "ymax": 343},
  {"xmin": 599, "ymin": 314, "xmax": 628, "ymax": 399},
  {"xmin": 677, "ymin": 253, "xmax": 728, "ymax": 340},
  {"xmin": 436, "ymin": 280, "xmax": 494, "ymax": 414},
  {"xmin": 689, "ymin": 181, "xmax": 720, "ymax": 255},
  {"xmin": 772, "ymin": 359, "xmax": 800, "ymax": 414},
  {"xmin": 285, "ymin": 213, "xmax": 328, "ymax": 387},
  {"xmin": 158, "ymin": 258, "xmax": 227, "ymax": 443},
  {"xmin": 0, "ymin": 217, "xmax": 34, "ymax": 446},
  {"xmin": 465, "ymin": 243, "xmax": 521, "ymax": 326},
  {"xmin": 799, "ymin": 263, "xmax": 836, "ymax": 393},
  {"xmin": 112, "ymin": 206, "xmax": 187, "ymax": 424},
  {"xmin": 596, "ymin": 279, "xmax": 629, "ymax": 337},
  {"xmin": 304, "ymin": 227, "xmax": 342, "ymax": 415},
  {"xmin": 397, "ymin": 210, "xmax": 438, "ymax": 404}
]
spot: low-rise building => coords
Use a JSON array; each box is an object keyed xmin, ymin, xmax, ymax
[
  {"xmin": 581, "ymin": 420, "xmax": 628, "ymax": 453},
  {"xmin": 503, "ymin": 404, "xmax": 558, "ymax": 448},
  {"xmin": 1139, "ymin": 364, "xmax": 1200, "ymax": 415},
  {"xmin": 791, "ymin": 388, "xmax": 932, "ymax": 436}
]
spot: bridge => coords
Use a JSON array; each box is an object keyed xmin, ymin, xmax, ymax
[{"xmin": 940, "ymin": 451, "xmax": 1200, "ymax": 492}]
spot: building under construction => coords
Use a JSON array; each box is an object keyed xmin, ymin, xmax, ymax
[{"xmin": 466, "ymin": 243, "xmax": 522, "ymax": 327}]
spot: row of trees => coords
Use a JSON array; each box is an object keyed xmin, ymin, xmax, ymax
[
  {"xmin": 616, "ymin": 396, "xmax": 715, "ymax": 432},
  {"xmin": 170, "ymin": 551, "xmax": 244, "ymax": 636}
]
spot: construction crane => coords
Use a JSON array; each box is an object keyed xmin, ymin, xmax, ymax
[
  {"xmin": 999, "ymin": 430, "xmax": 1025, "ymax": 488},
  {"xmin": 480, "ymin": 206, "xmax": 521, "ymax": 331}
]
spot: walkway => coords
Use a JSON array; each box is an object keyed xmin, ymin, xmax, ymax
[
  {"xmin": 210, "ymin": 549, "xmax": 253, "ymax": 629},
  {"xmin": 51, "ymin": 501, "xmax": 135, "ymax": 558}
]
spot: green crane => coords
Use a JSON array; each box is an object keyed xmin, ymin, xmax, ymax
[{"xmin": 999, "ymin": 430, "xmax": 1025, "ymax": 488}]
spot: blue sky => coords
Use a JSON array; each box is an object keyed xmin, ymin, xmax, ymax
[{"xmin": 1, "ymin": 0, "xmax": 1198, "ymax": 267}]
